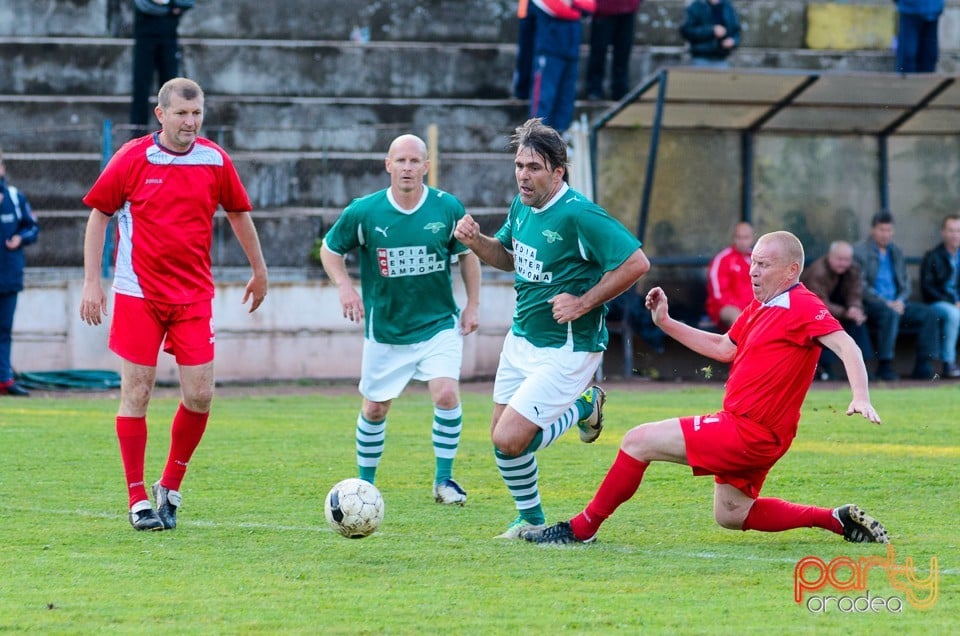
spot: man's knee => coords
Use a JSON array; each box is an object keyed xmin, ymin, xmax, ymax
[
  {"xmin": 714, "ymin": 509, "xmax": 747, "ymax": 530},
  {"xmin": 491, "ymin": 414, "xmax": 538, "ymax": 457},
  {"xmin": 120, "ymin": 382, "xmax": 153, "ymax": 414},
  {"xmin": 182, "ymin": 385, "xmax": 214, "ymax": 413},
  {"xmin": 621, "ymin": 424, "xmax": 659, "ymax": 459},
  {"xmin": 431, "ymin": 382, "xmax": 460, "ymax": 410},
  {"xmin": 714, "ymin": 499, "xmax": 751, "ymax": 530},
  {"xmin": 362, "ymin": 401, "xmax": 390, "ymax": 422},
  {"xmin": 492, "ymin": 429, "xmax": 527, "ymax": 457}
]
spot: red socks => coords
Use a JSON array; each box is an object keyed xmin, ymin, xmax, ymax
[
  {"xmin": 570, "ymin": 450, "xmax": 649, "ymax": 540},
  {"xmin": 116, "ymin": 416, "xmax": 149, "ymax": 508},
  {"xmin": 742, "ymin": 498, "xmax": 842, "ymax": 535},
  {"xmin": 116, "ymin": 404, "xmax": 209, "ymax": 509},
  {"xmin": 160, "ymin": 403, "xmax": 209, "ymax": 491}
]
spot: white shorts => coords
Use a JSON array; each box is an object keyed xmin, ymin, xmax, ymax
[
  {"xmin": 493, "ymin": 331, "xmax": 602, "ymax": 428},
  {"xmin": 359, "ymin": 328, "xmax": 463, "ymax": 403}
]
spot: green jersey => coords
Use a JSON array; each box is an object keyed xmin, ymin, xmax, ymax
[
  {"xmin": 494, "ymin": 184, "xmax": 641, "ymax": 351},
  {"xmin": 324, "ymin": 186, "xmax": 469, "ymax": 345}
]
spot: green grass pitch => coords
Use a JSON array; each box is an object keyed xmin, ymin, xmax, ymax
[{"xmin": 0, "ymin": 383, "xmax": 956, "ymax": 633}]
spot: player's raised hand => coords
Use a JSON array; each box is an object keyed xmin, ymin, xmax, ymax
[
  {"xmin": 454, "ymin": 214, "xmax": 481, "ymax": 246},
  {"xmin": 645, "ymin": 286, "xmax": 670, "ymax": 326}
]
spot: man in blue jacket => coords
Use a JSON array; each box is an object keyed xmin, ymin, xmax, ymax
[{"xmin": 0, "ymin": 149, "xmax": 40, "ymax": 397}]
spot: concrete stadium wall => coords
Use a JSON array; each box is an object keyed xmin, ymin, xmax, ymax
[{"xmin": 12, "ymin": 273, "xmax": 517, "ymax": 384}]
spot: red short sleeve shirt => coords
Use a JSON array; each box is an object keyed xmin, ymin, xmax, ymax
[
  {"xmin": 723, "ymin": 283, "xmax": 843, "ymax": 445},
  {"xmin": 83, "ymin": 134, "xmax": 252, "ymax": 304}
]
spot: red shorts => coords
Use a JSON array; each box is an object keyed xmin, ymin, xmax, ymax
[
  {"xmin": 680, "ymin": 411, "xmax": 792, "ymax": 499},
  {"xmin": 109, "ymin": 294, "xmax": 214, "ymax": 366}
]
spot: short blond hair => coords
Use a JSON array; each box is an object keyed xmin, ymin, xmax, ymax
[
  {"xmin": 158, "ymin": 77, "xmax": 204, "ymax": 109},
  {"xmin": 759, "ymin": 230, "xmax": 804, "ymax": 268}
]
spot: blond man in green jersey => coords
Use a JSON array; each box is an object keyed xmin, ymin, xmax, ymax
[{"xmin": 321, "ymin": 134, "xmax": 481, "ymax": 505}]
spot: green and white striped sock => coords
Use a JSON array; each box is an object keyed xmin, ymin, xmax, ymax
[
  {"xmin": 356, "ymin": 413, "xmax": 385, "ymax": 484},
  {"xmin": 533, "ymin": 405, "xmax": 579, "ymax": 451},
  {"xmin": 432, "ymin": 405, "xmax": 462, "ymax": 483},
  {"xmin": 494, "ymin": 447, "xmax": 545, "ymax": 524}
]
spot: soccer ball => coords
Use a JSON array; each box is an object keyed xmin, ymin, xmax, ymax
[{"xmin": 324, "ymin": 478, "xmax": 384, "ymax": 538}]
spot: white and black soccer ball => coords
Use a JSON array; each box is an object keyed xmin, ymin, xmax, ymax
[{"xmin": 324, "ymin": 478, "xmax": 384, "ymax": 538}]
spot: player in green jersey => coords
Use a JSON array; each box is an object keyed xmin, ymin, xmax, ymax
[
  {"xmin": 454, "ymin": 118, "xmax": 651, "ymax": 537},
  {"xmin": 321, "ymin": 134, "xmax": 481, "ymax": 505}
]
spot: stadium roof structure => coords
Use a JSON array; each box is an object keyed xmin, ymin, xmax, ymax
[{"xmin": 589, "ymin": 67, "xmax": 959, "ymax": 242}]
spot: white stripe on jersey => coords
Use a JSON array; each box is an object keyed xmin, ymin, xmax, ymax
[
  {"xmin": 113, "ymin": 202, "xmax": 144, "ymax": 298},
  {"xmin": 147, "ymin": 143, "xmax": 224, "ymax": 167}
]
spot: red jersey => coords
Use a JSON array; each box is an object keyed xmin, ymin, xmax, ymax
[
  {"xmin": 533, "ymin": 0, "xmax": 597, "ymax": 20},
  {"xmin": 705, "ymin": 245, "xmax": 753, "ymax": 324},
  {"xmin": 724, "ymin": 283, "xmax": 842, "ymax": 446},
  {"xmin": 83, "ymin": 133, "xmax": 252, "ymax": 304}
]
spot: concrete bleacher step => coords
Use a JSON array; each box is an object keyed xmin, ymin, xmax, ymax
[
  {"xmin": 4, "ymin": 147, "xmax": 518, "ymax": 210},
  {"xmin": 0, "ymin": 38, "xmax": 520, "ymax": 99},
  {"xmin": 2, "ymin": 89, "xmax": 608, "ymax": 210},
  {"xmin": 1, "ymin": 0, "xmax": 526, "ymax": 42},
  {"xmin": 0, "ymin": 95, "xmax": 538, "ymax": 153},
  {"xmin": 2, "ymin": 0, "xmax": 906, "ymax": 54},
  {"xmin": 26, "ymin": 204, "xmax": 510, "ymax": 269},
  {"xmin": 1, "ymin": 36, "xmax": 915, "ymax": 101}
]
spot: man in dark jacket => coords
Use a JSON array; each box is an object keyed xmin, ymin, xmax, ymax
[
  {"xmin": 919, "ymin": 214, "xmax": 960, "ymax": 378},
  {"xmin": 680, "ymin": 0, "xmax": 741, "ymax": 67},
  {"xmin": 130, "ymin": 0, "xmax": 193, "ymax": 134},
  {"xmin": 853, "ymin": 211, "xmax": 939, "ymax": 381},
  {"xmin": 0, "ymin": 149, "xmax": 40, "ymax": 397},
  {"xmin": 801, "ymin": 240, "xmax": 874, "ymax": 380}
]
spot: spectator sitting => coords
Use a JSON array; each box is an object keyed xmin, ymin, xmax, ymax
[
  {"xmin": 705, "ymin": 221, "xmax": 754, "ymax": 330},
  {"xmin": 680, "ymin": 0, "xmax": 741, "ymax": 68},
  {"xmin": 919, "ymin": 214, "xmax": 960, "ymax": 379},
  {"xmin": 853, "ymin": 211, "xmax": 939, "ymax": 381},
  {"xmin": 800, "ymin": 240, "xmax": 874, "ymax": 381}
]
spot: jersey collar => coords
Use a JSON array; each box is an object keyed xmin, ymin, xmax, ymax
[{"xmin": 532, "ymin": 182, "xmax": 569, "ymax": 213}]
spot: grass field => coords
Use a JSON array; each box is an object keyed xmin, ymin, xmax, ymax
[{"xmin": 1, "ymin": 383, "xmax": 956, "ymax": 634}]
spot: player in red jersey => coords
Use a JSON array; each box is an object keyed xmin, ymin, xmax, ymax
[
  {"xmin": 705, "ymin": 221, "xmax": 755, "ymax": 329},
  {"xmin": 523, "ymin": 231, "xmax": 891, "ymax": 545},
  {"xmin": 79, "ymin": 77, "xmax": 268, "ymax": 531}
]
